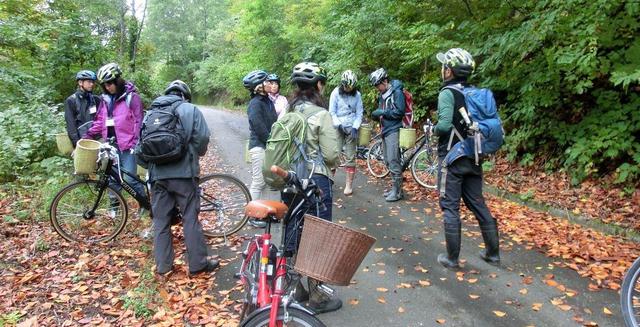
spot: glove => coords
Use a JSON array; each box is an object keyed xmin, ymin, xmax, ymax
[
  {"xmin": 350, "ymin": 128, "xmax": 358, "ymax": 140},
  {"xmin": 371, "ymin": 109, "xmax": 383, "ymax": 118}
]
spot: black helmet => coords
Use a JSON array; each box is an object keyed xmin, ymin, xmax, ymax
[
  {"xmin": 266, "ymin": 73, "xmax": 280, "ymax": 84},
  {"xmin": 243, "ymin": 70, "xmax": 268, "ymax": 91},
  {"xmin": 369, "ymin": 68, "xmax": 388, "ymax": 86},
  {"xmin": 164, "ymin": 80, "xmax": 192, "ymax": 101},
  {"xmin": 291, "ymin": 62, "xmax": 327, "ymax": 85},
  {"xmin": 76, "ymin": 70, "xmax": 97, "ymax": 81}
]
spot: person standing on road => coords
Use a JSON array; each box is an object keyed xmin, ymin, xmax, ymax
[
  {"xmin": 84, "ymin": 63, "xmax": 149, "ymax": 212},
  {"xmin": 266, "ymin": 73, "xmax": 288, "ymax": 120},
  {"xmin": 138, "ymin": 80, "xmax": 219, "ymax": 276},
  {"xmin": 433, "ymin": 48, "xmax": 500, "ymax": 269},
  {"xmin": 329, "ymin": 70, "xmax": 363, "ymax": 195},
  {"xmin": 285, "ymin": 61, "xmax": 342, "ymax": 314},
  {"xmin": 243, "ymin": 70, "xmax": 278, "ymax": 228},
  {"xmin": 64, "ymin": 70, "xmax": 100, "ymax": 148},
  {"xmin": 369, "ymin": 68, "xmax": 406, "ymax": 202}
]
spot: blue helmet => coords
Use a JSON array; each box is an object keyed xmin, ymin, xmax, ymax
[{"xmin": 76, "ymin": 70, "xmax": 97, "ymax": 81}]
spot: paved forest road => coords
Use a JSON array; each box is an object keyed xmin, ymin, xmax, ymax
[{"xmin": 199, "ymin": 106, "xmax": 622, "ymax": 327}]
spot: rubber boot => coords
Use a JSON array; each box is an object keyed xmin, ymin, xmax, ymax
[
  {"xmin": 293, "ymin": 278, "xmax": 309, "ymax": 302},
  {"xmin": 437, "ymin": 223, "xmax": 461, "ymax": 269},
  {"xmin": 307, "ymin": 278, "xmax": 342, "ymax": 314},
  {"xmin": 385, "ymin": 176, "xmax": 404, "ymax": 202},
  {"xmin": 343, "ymin": 171, "xmax": 354, "ymax": 195},
  {"xmin": 479, "ymin": 224, "xmax": 501, "ymax": 266}
]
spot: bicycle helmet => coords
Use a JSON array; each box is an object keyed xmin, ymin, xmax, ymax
[
  {"xmin": 341, "ymin": 70, "xmax": 357, "ymax": 88},
  {"xmin": 97, "ymin": 63, "xmax": 122, "ymax": 84},
  {"xmin": 266, "ymin": 73, "xmax": 280, "ymax": 84},
  {"xmin": 243, "ymin": 70, "xmax": 269, "ymax": 90},
  {"xmin": 164, "ymin": 80, "xmax": 192, "ymax": 101},
  {"xmin": 369, "ymin": 68, "xmax": 388, "ymax": 86},
  {"xmin": 290, "ymin": 62, "xmax": 327, "ymax": 84},
  {"xmin": 436, "ymin": 48, "xmax": 475, "ymax": 77},
  {"xmin": 76, "ymin": 70, "xmax": 97, "ymax": 81}
]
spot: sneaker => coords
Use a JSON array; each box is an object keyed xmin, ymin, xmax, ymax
[
  {"xmin": 189, "ymin": 259, "xmax": 220, "ymax": 276},
  {"xmin": 248, "ymin": 219, "xmax": 267, "ymax": 228},
  {"xmin": 140, "ymin": 226, "xmax": 154, "ymax": 240}
]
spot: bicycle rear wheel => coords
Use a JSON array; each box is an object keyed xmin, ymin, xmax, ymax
[
  {"xmin": 410, "ymin": 147, "xmax": 438, "ymax": 189},
  {"xmin": 199, "ymin": 174, "xmax": 251, "ymax": 238},
  {"xmin": 366, "ymin": 139, "xmax": 389, "ymax": 178},
  {"xmin": 621, "ymin": 257, "xmax": 640, "ymax": 327},
  {"xmin": 50, "ymin": 180, "xmax": 128, "ymax": 243},
  {"xmin": 241, "ymin": 307, "xmax": 325, "ymax": 327}
]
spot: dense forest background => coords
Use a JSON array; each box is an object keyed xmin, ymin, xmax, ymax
[{"xmin": 1, "ymin": 0, "xmax": 638, "ymax": 187}]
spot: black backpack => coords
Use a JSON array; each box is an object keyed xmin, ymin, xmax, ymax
[{"xmin": 136, "ymin": 100, "xmax": 187, "ymax": 164}]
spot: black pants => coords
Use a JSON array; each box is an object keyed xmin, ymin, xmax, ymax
[
  {"xmin": 151, "ymin": 178, "xmax": 208, "ymax": 274},
  {"xmin": 438, "ymin": 157, "xmax": 495, "ymax": 226}
]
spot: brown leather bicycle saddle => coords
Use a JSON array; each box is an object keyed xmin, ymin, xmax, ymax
[{"xmin": 245, "ymin": 200, "xmax": 288, "ymax": 220}]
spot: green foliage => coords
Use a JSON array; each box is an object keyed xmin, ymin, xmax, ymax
[{"xmin": 0, "ymin": 311, "xmax": 22, "ymax": 326}]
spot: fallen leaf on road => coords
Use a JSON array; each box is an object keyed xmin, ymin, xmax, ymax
[
  {"xmin": 603, "ymin": 307, "xmax": 612, "ymax": 315},
  {"xmin": 532, "ymin": 303, "xmax": 543, "ymax": 311},
  {"xmin": 398, "ymin": 307, "xmax": 405, "ymax": 313},
  {"xmin": 436, "ymin": 319, "xmax": 446, "ymax": 324},
  {"xmin": 374, "ymin": 248, "xmax": 383, "ymax": 252},
  {"xmin": 468, "ymin": 278, "xmax": 478, "ymax": 284},
  {"xmin": 519, "ymin": 288, "xmax": 528, "ymax": 295},
  {"xmin": 349, "ymin": 299, "xmax": 359, "ymax": 306},
  {"xmin": 558, "ymin": 304, "xmax": 572, "ymax": 311},
  {"xmin": 376, "ymin": 287, "xmax": 388, "ymax": 292},
  {"xmin": 469, "ymin": 294, "xmax": 480, "ymax": 299},
  {"xmin": 493, "ymin": 311, "xmax": 507, "ymax": 317},
  {"xmin": 419, "ymin": 280, "xmax": 431, "ymax": 287},
  {"xmin": 377, "ymin": 297, "xmax": 386, "ymax": 304}
]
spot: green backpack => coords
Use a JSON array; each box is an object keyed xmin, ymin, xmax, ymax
[{"xmin": 262, "ymin": 107, "xmax": 319, "ymax": 189}]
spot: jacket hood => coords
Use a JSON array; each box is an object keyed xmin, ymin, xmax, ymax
[
  {"xmin": 150, "ymin": 94, "xmax": 183, "ymax": 108},
  {"xmin": 390, "ymin": 79, "xmax": 404, "ymax": 91},
  {"xmin": 124, "ymin": 81, "xmax": 137, "ymax": 93}
]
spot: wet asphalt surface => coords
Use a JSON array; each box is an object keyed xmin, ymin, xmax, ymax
[{"xmin": 199, "ymin": 106, "xmax": 623, "ymax": 327}]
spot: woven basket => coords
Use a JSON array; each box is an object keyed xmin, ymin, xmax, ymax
[
  {"xmin": 399, "ymin": 128, "xmax": 416, "ymax": 149},
  {"xmin": 74, "ymin": 139, "xmax": 101, "ymax": 175},
  {"xmin": 358, "ymin": 124, "xmax": 372, "ymax": 146},
  {"xmin": 55, "ymin": 133, "xmax": 73, "ymax": 155},
  {"xmin": 294, "ymin": 215, "xmax": 376, "ymax": 286}
]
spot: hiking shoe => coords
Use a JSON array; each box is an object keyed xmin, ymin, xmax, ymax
[
  {"xmin": 248, "ymin": 219, "xmax": 267, "ymax": 228},
  {"xmin": 189, "ymin": 259, "xmax": 220, "ymax": 276}
]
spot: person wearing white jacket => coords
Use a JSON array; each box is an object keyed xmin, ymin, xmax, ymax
[{"xmin": 329, "ymin": 70, "xmax": 364, "ymax": 195}]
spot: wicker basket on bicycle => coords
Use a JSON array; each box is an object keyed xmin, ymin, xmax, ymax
[{"xmin": 294, "ymin": 214, "xmax": 376, "ymax": 286}]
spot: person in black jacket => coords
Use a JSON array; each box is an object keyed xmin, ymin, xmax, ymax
[
  {"xmin": 243, "ymin": 70, "xmax": 278, "ymax": 228},
  {"xmin": 64, "ymin": 70, "xmax": 101, "ymax": 148}
]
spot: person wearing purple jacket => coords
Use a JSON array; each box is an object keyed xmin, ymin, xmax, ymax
[{"xmin": 85, "ymin": 63, "xmax": 149, "ymax": 212}]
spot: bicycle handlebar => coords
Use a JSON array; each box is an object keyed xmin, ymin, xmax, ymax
[{"xmin": 270, "ymin": 165, "xmax": 289, "ymax": 180}]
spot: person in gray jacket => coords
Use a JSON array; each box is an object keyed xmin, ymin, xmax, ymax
[
  {"xmin": 370, "ymin": 68, "xmax": 406, "ymax": 202},
  {"xmin": 139, "ymin": 80, "xmax": 219, "ymax": 276},
  {"xmin": 329, "ymin": 70, "xmax": 363, "ymax": 195}
]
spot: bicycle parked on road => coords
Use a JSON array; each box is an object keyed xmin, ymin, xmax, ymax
[
  {"xmin": 366, "ymin": 119, "xmax": 438, "ymax": 188},
  {"xmin": 621, "ymin": 256, "xmax": 640, "ymax": 326},
  {"xmin": 237, "ymin": 165, "xmax": 327, "ymax": 327},
  {"xmin": 49, "ymin": 141, "xmax": 250, "ymax": 243}
]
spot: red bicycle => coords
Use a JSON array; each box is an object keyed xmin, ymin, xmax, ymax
[{"xmin": 238, "ymin": 165, "xmax": 326, "ymax": 327}]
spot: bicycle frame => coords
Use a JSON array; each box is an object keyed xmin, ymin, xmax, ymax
[{"xmin": 239, "ymin": 167, "xmax": 322, "ymax": 327}]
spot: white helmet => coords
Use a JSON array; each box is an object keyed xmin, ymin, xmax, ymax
[
  {"xmin": 341, "ymin": 70, "xmax": 357, "ymax": 88},
  {"xmin": 436, "ymin": 48, "xmax": 475, "ymax": 77},
  {"xmin": 368, "ymin": 68, "xmax": 388, "ymax": 86}
]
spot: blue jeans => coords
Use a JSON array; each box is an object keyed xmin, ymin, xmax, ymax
[{"xmin": 283, "ymin": 174, "xmax": 333, "ymax": 253}]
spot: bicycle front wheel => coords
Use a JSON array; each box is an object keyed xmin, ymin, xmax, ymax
[
  {"xmin": 410, "ymin": 147, "xmax": 438, "ymax": 189},
  {"xmin": 366, "ymin": 139, "xmax": 389, "ymax": 178},
  {"xmin": 241, "ymin": 307, "xmax": 325, "ymax": 327},
  {"xmin": 50, "ymin": 180, "xmax": 128, "ymax": 243},
  {"xmin": 199, "ymin": 174, "xmax": 251, "ymax": 238},
  {"xmin": 621, "ymin": 257, "xmax": 640, "ymax": 327}
]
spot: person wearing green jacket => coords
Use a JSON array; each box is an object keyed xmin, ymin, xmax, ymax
[
  {"xmin": 369, "ymin": 68, "xmax": 406, "ymax": 202},
  {"xmin": 284, "ymin": 61, "xmax": 342, "ymax": 314}
]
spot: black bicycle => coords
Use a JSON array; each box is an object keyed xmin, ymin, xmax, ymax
[
  {"xmin": 366, "ymin": 120, "xmax": 438, "ymax": 189},
  {"xmin": 621, "ymin": 256, "xmax": 640, "ymax": 326},
  {"xmin": 49, "ymin": 141, "xmax": 250, "ymax": 243}
]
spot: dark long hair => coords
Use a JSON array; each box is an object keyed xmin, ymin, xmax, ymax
[{"xmin": 289, "ymin": 81, "xmax": 326, "ymax": 109}]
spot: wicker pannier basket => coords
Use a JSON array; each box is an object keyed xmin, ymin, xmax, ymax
[
  {"xmin": 294, "ymin": 215, "xmax": 376, "ymax": 286},
  {"xmin": 74, "ymin": 139, "xmax": 101, "ymax": 175},
  {"xmin": 55, "ymin": 133, "xmax": 73, "ymax": 155}
]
